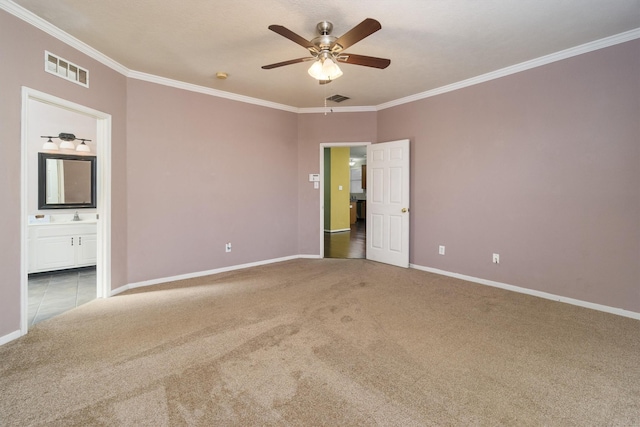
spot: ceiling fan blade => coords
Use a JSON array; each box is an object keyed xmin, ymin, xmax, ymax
[
  {"xmin": 262, "ymin": 57, "xmax": 314, "ymax": 69},
  {"xmin": 331, "ymin": 18, "xmax": 382, "ymax": 52},
  {"xmin": 268, "ymin": 25, "xmax": 317, "ymax": 52},
  {"xmin": 336, "ymin": 53, "xmax": 390, "ymax": 69}
]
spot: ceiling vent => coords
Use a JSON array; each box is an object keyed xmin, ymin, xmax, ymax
[
  {"xmin": 326, "ymin": 94, "xmax": 350, "ymax": 103},
  {"xmin": 45, "ymin": 51, "xmax": 89, "ymax": 88}
]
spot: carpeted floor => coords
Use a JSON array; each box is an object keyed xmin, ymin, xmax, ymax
[{"xmin": 1, "ymin": 259, "xmax": 639, "ymax": 426}]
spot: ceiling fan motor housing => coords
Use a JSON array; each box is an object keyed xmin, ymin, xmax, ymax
[
  {"xmin": 312, "ymin": 21, "xmax": 339, "ymax": 54},
  {"xmin": 316, "ymin": 21, "xmax": 333, "ymax": 35}
]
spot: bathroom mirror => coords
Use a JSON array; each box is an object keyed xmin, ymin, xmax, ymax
[{"xmin": 38, "ymin": 152, "xmax": 97, "ymax": 209}]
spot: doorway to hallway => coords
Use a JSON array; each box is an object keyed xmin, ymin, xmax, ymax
[{"xmin": 320, "ymin": 143, "xmax": 368, "ymax": 259}]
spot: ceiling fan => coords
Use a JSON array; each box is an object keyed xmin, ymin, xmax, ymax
[{"xmin": 262, "ymin": 18, "xmax": 391, "ymax": 84}]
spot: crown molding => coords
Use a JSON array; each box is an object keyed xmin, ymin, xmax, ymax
[
  {"xmin": 127, "ymin": 71, "xmax": 298, "ymax": 113},
  {"xmin": 377, "ymin": 27, "xmax": 640, "ymax": 111},
  {"xmin": 0, "ymin": 0, "xmax": 129, "ymax": 76},
  {"xmin": 3, "ymin": 0, "xmax": 638, "ymax": 114},
  {"xmin": 0, "ymin": 0, "xmax": 298, "ymax": 112},
  {"xmin": 298, "ymin": 106, "xmax": 377, "ymax": 114}
]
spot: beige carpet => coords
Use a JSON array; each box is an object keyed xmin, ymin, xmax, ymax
[{"xmin": 1, "ymin": 259, "xmax": 639, "ymax": 426}]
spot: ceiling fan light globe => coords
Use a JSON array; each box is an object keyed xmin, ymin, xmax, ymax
[
  {"xmin": 321, "ymin": 57, "xmax": 342, "ymax": 79},
  {"xmin": 308, "ymin": 58, "xmax": 343, "ymax": 81},
  {"xmin": 308, "ymin": 60, "xmax": 324, "ymax": 79}
]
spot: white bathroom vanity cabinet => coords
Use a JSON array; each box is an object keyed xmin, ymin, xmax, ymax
[{"xmin": 28, "ymin": 222, "xmax": 97, "ymax": 273}]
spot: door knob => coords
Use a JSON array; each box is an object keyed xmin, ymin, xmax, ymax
[{"xmin": 402, "ymin": 208, "xmax": 408, "ymax": 213}]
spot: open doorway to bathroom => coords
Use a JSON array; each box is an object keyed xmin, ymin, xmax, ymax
[
  {"xmin": 21, "ymin": 88, "xmax": 112, "ymax": 335},
  {"xmin": 322, "ymin": 144, "xmax": 367, "ymax": 259},
  {"xmin": 25, "ymin": 99, "xmax": 98, "ymax": 327}
]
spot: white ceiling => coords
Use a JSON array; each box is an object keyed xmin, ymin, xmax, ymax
[{"xmin": 9, "ymin": 0, "xmax": 640, "ymax": 109}]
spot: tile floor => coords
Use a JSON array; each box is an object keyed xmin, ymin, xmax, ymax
[{"xmin": 28, "ymin": 267, "xmax": 96, "ymax": 326}]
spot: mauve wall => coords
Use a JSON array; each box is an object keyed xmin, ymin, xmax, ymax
[
  {"xmin": 378, "ymin": 40, "xmax": 640, "ymax": 312},
  {"xmin": 297, "ymin": 112, "xmax": 377, "ymax": 254},
  {"xmin": 0, "ymin": 10, "xmax": 128, "ymax": 338},
  {"xmin": 126, "ymin": 80, "xmax": 299, "ymax": 284}
]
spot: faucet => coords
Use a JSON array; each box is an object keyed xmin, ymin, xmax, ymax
[{"xmin": 73, "ymin": 211, "xmax": 80, "ymax": 221}]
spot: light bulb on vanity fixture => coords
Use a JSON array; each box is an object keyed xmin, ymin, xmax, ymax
[
  {"xmin": 59, "ymin": 140, "xmax": 75, "ymax": 149},
  {"xmin": 75, "ymin": 139, "xmax": 91, "ymax": 152},
  {"xmin": 41, "ymin": 137, "xmax": 59, "ymax": 151},
  {"xmin": 58, "ymin": 132, "xmax": 76, "ymax": 149}
]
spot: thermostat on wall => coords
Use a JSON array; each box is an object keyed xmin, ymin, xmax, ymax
[{"xmin": 308, "ymin": 174, "xmax": 320, "ymax": 182}]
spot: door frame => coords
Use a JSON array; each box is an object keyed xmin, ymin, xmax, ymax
[
  {"xmin": 20, "ymin": 87, "xmax": 112, "ymax": 335},
  {"xmin": 319, "ymin": 142, "xmax": 370, "ymax": 257}
]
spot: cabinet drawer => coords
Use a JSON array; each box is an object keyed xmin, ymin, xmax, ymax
[{"xmin": 31, "ymin": 223, "xmax": 96, "ymax": 238}]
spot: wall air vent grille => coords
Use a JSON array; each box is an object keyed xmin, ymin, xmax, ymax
[
  {"xmin": 326, "ymin": 94, "xmax": 350, "ymax": 103},
  {"xmin": 44, "ymin": 51, "xmax": 89, "ymax": 88}
]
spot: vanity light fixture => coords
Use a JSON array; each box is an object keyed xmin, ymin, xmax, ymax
[
  {"xmin": 349, "ymin": 158, "xmax": 356, "ymax": 166},
  {"xmin": 41, "ymin": 133, "xmax": 92, "ymax": 153}
]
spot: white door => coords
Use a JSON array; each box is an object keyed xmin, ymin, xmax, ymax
[{"xmin": 366, "ymin": 139, "xmax": 410, "ymax": 267}]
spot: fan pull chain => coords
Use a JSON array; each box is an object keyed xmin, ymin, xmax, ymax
[{"xmin": 324, "ymin": 80, "xmax": 328, "ymax": 115}]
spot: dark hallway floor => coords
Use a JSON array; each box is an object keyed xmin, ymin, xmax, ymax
[{"xmin": 324, "ymin": 220, "xmax": 366, "ymax": 259}]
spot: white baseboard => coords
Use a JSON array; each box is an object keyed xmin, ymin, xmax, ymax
[
  {"xmin": 4, "ymin": 258, "xmax": 635, "ymax": 348},
  {"xmin": 0, "ymin": 329, "xmax": 22, "ymax": 346},
  {"xmin": 411, "ymin": 264, "xmax": 640, "ymax": 321},
  {"xmin": 112, "ymin": 255, "xmax": 305, "ymax": 296},
  {"xmin": 324, "ymin": 228, "xmax": 351, "ymax": 233}
]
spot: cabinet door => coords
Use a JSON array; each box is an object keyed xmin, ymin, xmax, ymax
[
  {"xmin": 362, "ymin": 165, "xmax": 367, "ymax": 189},
  {"xmin": 360, "ymin": 201, "xmax": 366, "ymax": 220},
  {"xmin": 34, "ymin": 236, "xmax": 76, "ymax": 272},
  {"xmin": 76, "ymin": 233, "xmax": 97, "ymax": 266}
]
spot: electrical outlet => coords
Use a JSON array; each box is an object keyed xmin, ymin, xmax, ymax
[
  {"xmin": 493, "ymin": 253, "xmax": 500, "ymax": 264},
  {"xmin": 439, "ymin": 245, "xmax": 445, "ymax": 255},
  {"xmin": 225, "ymin": 242, "xmax": 232, "ymax": 253}
]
